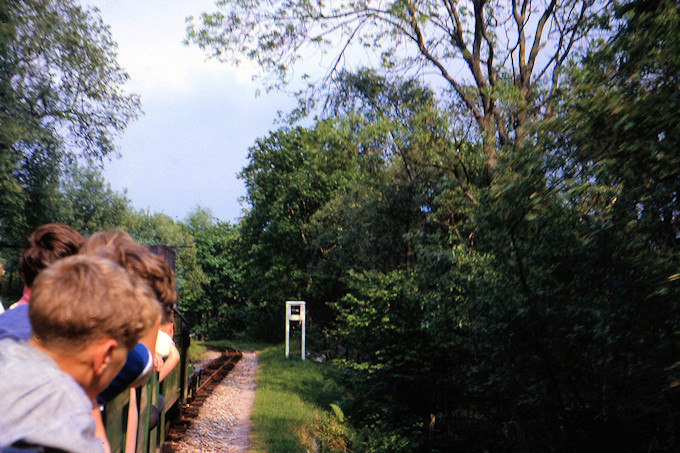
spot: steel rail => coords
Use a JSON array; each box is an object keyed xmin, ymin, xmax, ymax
[{"xmin": 164, "ymin": 346, "xmax": 243, "ymax": 449}]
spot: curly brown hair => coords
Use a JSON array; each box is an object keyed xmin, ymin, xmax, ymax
[
  {"xmin": 80, "ymin": 230, "xmax": 177, "ymax": 310},
  {"xmin": 19, "ymin": 224, "xmax": 85, "ymax": 288}
]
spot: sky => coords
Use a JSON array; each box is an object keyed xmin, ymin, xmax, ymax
[{"xmin": 82, "ymin": 0, "xmax": 296, "ymax": 224}]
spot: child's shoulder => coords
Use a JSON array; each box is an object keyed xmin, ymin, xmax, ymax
[
  {"xmin": 0, "ymin": 338, "xmax": 49, "ymax": 367},
  {"xmin": 0, "ymin": 339, "xmax": 81, "ymax": 397},
  {"xmin": 0, "ymin": 339, "xmax": 102, "ymax": 452}
]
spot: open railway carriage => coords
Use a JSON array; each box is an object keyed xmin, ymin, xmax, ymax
[{"xmin": 103, "ymin": 245, "xmax": 193, "ymax": 453}]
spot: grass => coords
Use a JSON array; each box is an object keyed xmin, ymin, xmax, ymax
[
  {"xmin": 186, "ymin": 340, "xmax": 206, "ymax": 363},
  {"xmin": 211, "ymin": 339, "xmax": 352, "ymax": 453}
]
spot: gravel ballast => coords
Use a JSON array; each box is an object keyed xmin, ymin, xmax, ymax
[{"xmin": 168, "ymin": 350, "xmax": 258, "ymax": 453}]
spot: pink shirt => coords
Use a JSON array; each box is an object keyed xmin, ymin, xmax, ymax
[{"xmin": 9, "ymin": 286, "xmax": 31, "ymax": 309}]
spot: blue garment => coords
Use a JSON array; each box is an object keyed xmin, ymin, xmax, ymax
[
  {"xmin": 0, "ymin": 304, "xmax": 153, "ymax": 405},
  {"xmin": 0, "ymin": 305, "xmax": 30, "ymax": 341},
  {"xmin": 96, "ymin": 343, "xmax": 153, "ymax": 405},
  {"xmin": 0, "ymin": 339, "xmax": 105, "ymax": 453}
]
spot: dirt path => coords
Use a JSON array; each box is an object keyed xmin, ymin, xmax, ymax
[{"xmin": 170, "ymin": 351, "xmax": 258, "ymax": 453}]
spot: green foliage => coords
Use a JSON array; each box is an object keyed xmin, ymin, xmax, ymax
[
  {"xmin": 2, "ymin": 0, "xmax": 140, "ymax": 159},
  {"xmin": 187, "ymin": 0, "xmax": 603, "ymax": 170},
  {"xmin": 0, "ymin": 159, "xmax": 136, "ymax": 285},
  {"xmin": 180, "ymin": 2, "xmax": 680, "ymax": 450},
  {"xmin": 352, "ymin": 421, "xmax": 412, "ymax": 453},
  {"xmin": 58, "ymin": 163, "xmax": 132, "ymax": 235},
  {"xmin": 0, "ymin": 0, "xmax": 140, "ymax": 245},
  {"xmin": 313, "ymin": 409, "xmax": 351, "ymax": 453},
  {"xmin": 119, "ymin": 210, "xmax": 208, "ymax": 331},
  {"xmin": 249, "ymin": 343, "xmax": 354, "ymax": 453},
  {"xmin": 181, "ymin": 206, "xmax": 242, "ymax": 339},
  {"xmin": 186, "ymin": 341, "xmax": 206, "ymax": 364},
  {"xmin": 556, "ymin": 0, "xmax": 680, "ymax": 253},
  {"xmin": 329, "ymin": 403, "xmax": 344, "ymax": 423},
  {"xmin": 237, "ymin": 120, "xmax": 361, "ymax": 340},
  {"xmin": 232, "ymin": 42, "xmax": 679, "ymax": 450}
]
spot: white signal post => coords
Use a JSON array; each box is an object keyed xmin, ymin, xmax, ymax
[{"xmin": 285, "ymin": 301, "xmax": 306, "ymax": 360}]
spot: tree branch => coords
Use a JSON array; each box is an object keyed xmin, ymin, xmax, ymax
[
  {"xmin": 523, "ymin": 0, "xmax": 558, "ymax": 90},
  {"xmin": 403, "ymin": 2, "xmax": 484, "ymax": 124}
]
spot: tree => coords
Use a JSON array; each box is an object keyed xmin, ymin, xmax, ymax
[
  {"xmin": 0, "ymin": 0, "xmax": 141, "ymax": 244},
  {"xmin": 187, "ymin": 0, "xmax": 602, "ymax": 172},
  {"xmin": 121, "ymin": 210, "xmax": 208, "ymax": 329},
  {"xmin": 1, "ymin": 0, "xmax": 140, "ymax": 160},
  {"xmin": 525, "ymin": 4, "xmax": 680, "ymax": 447},
  {"xmin": 229, "ymin": 33, "xmax": 680, "ymax": 449},
  {"xmin": 401, "ymin": 1, "xmax": 680, "ymax": 448},
  {"xmin": 238, "ymin": 120, "xmax": 361, "ymax": 340},
  {"xmin": 556, "ymin": 0, "xmax": 679, "ymax": 252},
  {"xmin": 58, "ymin": 163, "xmax": 132, "ymax": 235},
  {"xmin": 309, "ymin": 70, "xmax": 464, "ymax": 284},
  {"xmin": 182, "ymin": 206, "xmax": 244, "ymax": 339}
]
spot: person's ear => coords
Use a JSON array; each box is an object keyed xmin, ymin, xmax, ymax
[{"xmin": 93, "ymin": 338, "xmax": 119, "ymax": 377}]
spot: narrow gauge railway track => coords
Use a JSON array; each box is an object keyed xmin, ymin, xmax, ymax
[{"xmin": 165, "ymin": 345, "xmax": 243, "ymax": 448}]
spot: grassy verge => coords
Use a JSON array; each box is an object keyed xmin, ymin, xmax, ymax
[
  {"xmin": 186, "ymin": 340, "xmax": 206, "ymax": 363},
  {"xmin": 211, "ymin": 339, "xmax": 352, "ymax": 452}
]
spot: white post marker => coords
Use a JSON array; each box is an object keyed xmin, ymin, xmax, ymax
[{"xmin": 285, "ymin": 301, "xmax": 306, "ymax": 360}]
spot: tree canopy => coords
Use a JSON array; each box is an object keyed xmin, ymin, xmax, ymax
[
  {"xmin": 2, "ymin": 0, "xmax": 677, "ymax": 450},
  {"xmin": 184, "ymin": 1, "xmax": 680, "ymax": 450},
  {"xmin": 187, "ymin": 0, "xmax": 605, "ymax": 171},
  {"xmin": 0, "ymin": 0, "xmax": 141, "ymax": 244}
]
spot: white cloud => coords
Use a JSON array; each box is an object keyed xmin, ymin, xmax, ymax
[
  {"xmin": 79, "ymin": 0, "xmax": 293, "ymax": 222},
  {"xmin": 85, "ymin": 0, "xmax": 258, "ymax": 93}
]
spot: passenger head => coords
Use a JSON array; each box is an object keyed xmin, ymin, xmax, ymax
[
  {"xmin": 159, "ymin": 305, "xmax": 175, "ymax": 335},
  {"xmin": 80, "ymin": 230, "xmax": 177, "ymax": 311},
  {"xmin": 160, "ymin": 304, "xmax": 174, "ymax": 325},
  {"xmin": 29, "ymin": 254, "xmax": 160, "ymax": 396},
  {"xmin": 19, "ymin": 224, "xmax": 85, "ymax": 288},
  {"xmin": 30, "ymin": 254, "xmax": 159, "ymax": 351}
]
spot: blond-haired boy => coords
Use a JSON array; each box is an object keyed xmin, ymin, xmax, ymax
[{"xmin": 0, "ymin": 254, "xmax": 160, "ymax": 453}]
